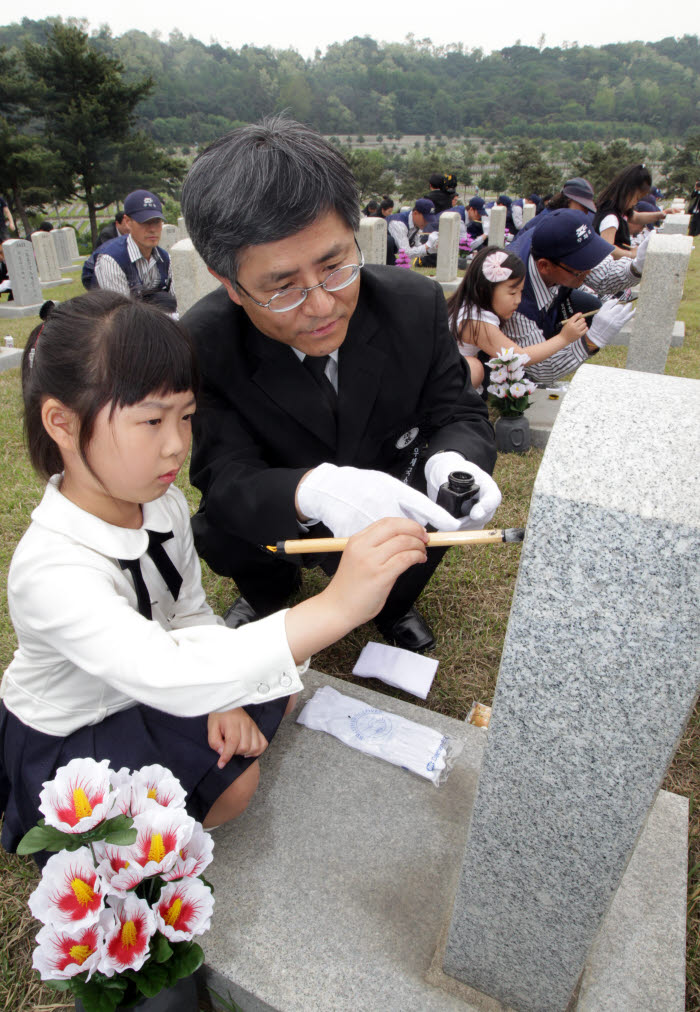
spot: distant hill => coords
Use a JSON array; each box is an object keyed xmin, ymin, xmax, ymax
[{"xmin": 3, "ymin": 20, "xmax": 699, "ymax": 146}]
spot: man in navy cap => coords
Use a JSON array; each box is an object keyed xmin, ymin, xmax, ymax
[
  {"xmin": 409, "ymin": 197, "xmax": 440, "ymax": 266},
  {"xmin": 466, "ymin": 196, "xmax": 487, "ymax": 244},
  {"xmin": 505, "ymin": 209, "xmax": 645, "ymax": 385},
  {"xmin": 92, "ymin": 190, "xmax": 176, "ymax": 312}
]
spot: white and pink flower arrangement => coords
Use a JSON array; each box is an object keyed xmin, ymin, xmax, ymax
[
  {"xmin": 18, "ymin": 758, "xmax": 214, "ymax": 1012},
  {"xmin": 394, "ymin": 247, "xmax": 412, "ymax": 269},
  {"xmin": 486, "ymin": 348, "xmax": 537, "ymax": 417}
]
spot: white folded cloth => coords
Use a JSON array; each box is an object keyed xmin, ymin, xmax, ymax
[
  {"xmin": 297, "ymin": 685, "xmax": 457, "ymax": 784},
  {"xmin": 352, "ymin": 641, "xmax": 437, "ymax": 700}
]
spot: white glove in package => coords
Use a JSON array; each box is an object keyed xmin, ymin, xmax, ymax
[{"xmin": 296, "ymin": 685, "xmax": 461, "ymax": 785}]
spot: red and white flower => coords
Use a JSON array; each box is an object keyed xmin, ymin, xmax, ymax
[
  {"xmin": 154, "ymin": 878, "xmax": 214, "ymax": 942},
  {"xmin": 39, "ymin": 758, "xmax": 112, "ymax": 834},
  {"xmin": 129, "ymin": 764, "xmax": 187, "ymax": 815},
  {"xmin": 162, "ymin": 823, "xmax": 214, "ymax": 881},
  {"xmin": 94, "ymin": 844, "xmax": 147, "ymax": 896},
  {"xmin": 33, "ymin": 921, "xmax": 102, "ymax": 980},
  {"xmin": 99, "ymin": 894, "xmax": 155, "ymax": 976},
  {"xmin": 105, "ymin": 766, "xmax": 134, "ymax": 817},
  {"xmin": 28, "ymin": 848, "xmax": 106, "ymax": 928},
  {"xmin": 127, "ymin": 807, "xmax": 195, "ymax": 877}
]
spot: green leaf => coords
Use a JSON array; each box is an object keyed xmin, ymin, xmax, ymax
[
  {"xmin": 168, "ymin": 941, "xmax": 204, "ymax": 979},
  {"xmin": 134, "ymin": 961, "xmax": 169, "ymax": 997},
  {"xmin": 44, "ymin": 978, "xmax": 73, "ymax": 991},
  {"xmin": 16, "ymin": 823, "xmax": 72, "ymax": 854},
  {"xmin": 71, "ymin": 977, "xmax": 123, "ymax": 1012},
  {"xmin": 102, "ymin": 828, "xmax": 138, "ymax": 846},
  {"xmin": 152, "ymin": 931, "xmax": 173, "ymax": 964}
]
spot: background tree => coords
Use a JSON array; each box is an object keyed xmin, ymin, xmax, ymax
[
  {"xmin": 662, "ymin": 131, "xmax": 700, "ymax": 197},
  {"xmin": 572, "ymin": 139, "xmax": 647, "ymax": 196},
  {"xmin": 343, "ymin": 148, "xmax": 394, "ymax": 201},
  {"xmin": 501, "ymin": 140, "xmax": 562, "ymax": 195},
  {"xmin": 23, "ymin": 22, "xmax": 184, "ymax": 245}
]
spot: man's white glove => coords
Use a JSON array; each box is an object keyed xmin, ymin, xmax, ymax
[
  {"xmin": 296, "ymin": 463, "xmax": 463, "ymax": 538},
  {"xmin": 426, "ymin": 231, "xmax": 439, "ymax": 253},
  {"xmin": 424, "ymin": 451, "xmax": 502, "ymax": 530},
  {"xmin": 632, "ymin": 231, "xmax": 651, "ymax": 274},
  {"xmin": 587, "ymin": 299, "xmax": 635, "ymax": 348}
]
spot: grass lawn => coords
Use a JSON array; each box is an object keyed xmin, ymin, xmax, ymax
[{"xmin": 1, "ymin": 246, "xmax": 699, "ymax": 1010}]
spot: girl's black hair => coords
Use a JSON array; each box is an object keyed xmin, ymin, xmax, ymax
[
  {"xmin": 380, "ymin": 197, "xmax": 394, "ymax": 212},
  {"xmin": 596, "ymin": 163, "xmax": 652, "ymax": 216},
  {"xmin": 446, "ymin": 246, "xmax": 526, "ymax": 342},
  {"xmin": 22, "ymin": 290, "xmax": 199, "ymax": 481}
]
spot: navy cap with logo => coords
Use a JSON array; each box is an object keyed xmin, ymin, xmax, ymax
[
  {"xmin": 123, "ymin": 190, "xmax": 164, "ymax": 223},
  {"xmin": 561, "ymin": 177, "xmax": 597, "ymax": 214},
  {"xmin": 497, "ymin": 194, "xmax": 512, "ymax": 208},
  {"xmin": 413, "ymin": 197, "xmax": 435, "ymax": 215},
  {"xmin": 468, "ymin": 196, "xmax": 486, "ymax": 213},
  {"xmin": 531, "ymin": 209, "xmax": 614, "ymax": 271}
]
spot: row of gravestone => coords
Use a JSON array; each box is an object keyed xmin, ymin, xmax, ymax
[{"xmin": 0, "ymin": 228, "xmax": 85, "ymax": 319}]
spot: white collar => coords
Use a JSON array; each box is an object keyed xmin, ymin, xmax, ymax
[{"xmin": 32, "ymin": 476, "xmax": 175, "ymax": 560}]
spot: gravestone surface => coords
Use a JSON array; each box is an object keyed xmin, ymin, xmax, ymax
[
  {"xmin": 31, "ymin": 232, "xmax": 71, "ymax": 288},
  {"xmin": 436, "ymin": 211, "xmax": 460, "ymax": 283},
  {"xmin": 357, "ymin": 216, "xmax": 387, "ymax": 265},
  {"xmin": 625, "ymin": 232, "xmax": 692, "ymax": 373},
  {"xmin": 200, "ymin": 668, "xmax": 686, "ymax": 1012},
  {"xmin": 0, "ymin": 345, "xmax": 23, "ymax": 371},
  {"xmin": 170, "ymin": 238, "xmax": 221, "ymax": 315},
  {"xmin": 159, "ymin": 224, "xmax": 179, "ymax": 251},
  {"xmin": 57, "ymin": 225, "xmax": 80, "ymax": 260},
  {"xmin": 487, "ymin": 206, "xmax": 506, "ymax": 248},
  {"xmin": 522, "ymin": 203, "xmax": 536, "ymax": 225},
  {"xmin": 177, "ymin": 216, "xmax": 188, "ymax": 240},
  {"xmin": 661, "ymin": 214, "xmax": 691, "ymax": 235},
  {"xmin": 52, "ymin": 228, "xmax": 74, "ymax": 268},
  {"xmin": 0, "ymin": 239, "xmax": 43, "ymax": 317},
  {"xmin": 443, "ymin": 363, "xmax": 698, "ymax": 1012}
]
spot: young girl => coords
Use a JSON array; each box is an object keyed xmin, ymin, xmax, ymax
[
  {"xmin": 447, "ymin": 247, "xmax": 588, "ymax": 390},
  {"xmin": 592, "ymin": 163, "xmax": 665, "ymax": 259},
  {"xmin": 0, "ymin": 291, "xmax": 428, "ymax": 859}
]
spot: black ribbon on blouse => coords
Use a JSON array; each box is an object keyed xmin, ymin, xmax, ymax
[{"xmin": 118, "ymin": 530, "xmax": 183, "ymax": 620}]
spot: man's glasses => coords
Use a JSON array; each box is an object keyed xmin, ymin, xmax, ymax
[
  {"xmin": 235, "ymin": 241, "xmax": 365, "ymax": 313},
  {"xmin": 550, "ymin": 261, "xmax": 590, "ymax": 282}
]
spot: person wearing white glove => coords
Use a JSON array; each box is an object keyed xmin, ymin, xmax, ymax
[
  {"xmin": 424, "ymin": 451, "xmax": 502, "ymax": 529},
  {"xmin": 587, "ymin": 299, "xmax": 635, "ymax": 349},
  {"xmin": 630, "ymin": 230, "xmax": 651, "ymax": 277},
  {"xmin": 181, "ymin": 119, "xmax": 498, "ymax": 653}
]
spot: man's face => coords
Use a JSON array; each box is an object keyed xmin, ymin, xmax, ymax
[
  {"xmin": 219, "ymin": 211, "xmax": 361, "ymax": 357},
  {"xmin": 116, "ymin": 218, "xmax": 130, "ymax": 235},
  {"xmin": 536, "ymin": 257, "xmax": 591, "ymax": 289},
  {"xmin": 124, "ymin": 215, "xmax": 163, "ymax": 257},
  {"xmin": 412, "ymin": 211, "xmax": 426, "ymax": 230},
  {"xmin": 468, "ymin": 206, "xmax": 480, "ymax": 222}
]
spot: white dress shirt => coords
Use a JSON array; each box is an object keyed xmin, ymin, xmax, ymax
[{"xmin": 2, "ymin": 479, "xmax": 306, "ymax": 736}]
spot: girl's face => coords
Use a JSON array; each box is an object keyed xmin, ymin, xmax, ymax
[
  {"xmin": 491, "ymin": 277, "xmax": 524, "ymax": 322},
  {"xmin": 62, "ymin": 389, "xmax": 196, "ymax": 527}
]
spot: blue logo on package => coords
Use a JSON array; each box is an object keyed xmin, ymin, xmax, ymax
[
  {"xmin": 426, "ymin": 735, "xmax": 447, "ymax": 771},
  {"xmin": 350, "ymin": 708, "xmax": 394, "ymax": 742}
]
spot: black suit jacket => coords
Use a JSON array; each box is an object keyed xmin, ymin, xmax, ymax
[{"xmin": 183, "ymin": 265, "xmax": 496, "ymax": 550}]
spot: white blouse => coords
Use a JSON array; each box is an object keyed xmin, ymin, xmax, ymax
[
  {"xmin": 455, "ymin": 305, "xmax": 500, "ymax": 357},
  {"xmin": 2, "ymin": 478, "xmax": 306, "ymax": 736}
]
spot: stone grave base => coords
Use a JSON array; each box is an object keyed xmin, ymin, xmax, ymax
[
  {"xmin": 0, "ymin": 303, "xmax": 42, "ymax": 318},
  {"xmin": 60, "ymin": 264, "xmax": 82, "ymax": 273},
  {"xmin": 0, "ymin": 346, "xmax": 23, "ymax": 371},
  {"xmin": 616, "ymin": 319, "xmax": 685, "ymax": 348},
  {"xmin": 526, "ymin": 386, "xmax": 567, "ymax": 448},
  {"xmin": 40, "ymin": 277, "xmax": 73, "ymax": 289},
  {"xmin": 201, "ymin": 669, "xmax": 686, "ymax": 1012}
]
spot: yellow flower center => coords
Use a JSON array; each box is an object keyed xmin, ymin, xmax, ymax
[
  {"xmin": 120, "ymin": 920, "xmax": 137, "ymax": 948},
  {"xmin": 147, "ymin": 787, "xmax": 158, "ymax": 800},
  {"xmin": 69, "ymin": 944, "xmax": 93, "ymax": 965},
  {"xmin": 71, "ymin": 877, "xmax": 96, "ymax": 906},
  {"xmin": 164, "ymin": 898, "xmax": 182, "ymax": 927},
  {"xmin": 72, "ymin": 788, "xmax": 93, "ymax": 820},
  {"xmin": 147, "ymin": 833, "xmax": 166, "ymax": 864}
]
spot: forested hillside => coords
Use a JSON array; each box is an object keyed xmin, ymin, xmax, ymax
[{"xmin": 2, "ymin": 19, "xmax": 699, "ymax": 147}]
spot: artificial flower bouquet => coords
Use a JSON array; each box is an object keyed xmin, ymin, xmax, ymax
[
  {"xmin": 394, "ymin": 247, "xmax": 412, "ymax": 269},
  {"xmin": 486, "ymin": 348, "xmax": 537, "ymax": 416},
  {"xmin": 18, "ymin": 758, "xmax": 214, "ymax": 1012}
]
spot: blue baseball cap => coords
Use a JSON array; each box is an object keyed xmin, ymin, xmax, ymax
[
  {"xmin": 468, "ymin": 196, "xmax": 485, "ymax": 213},
  {"xmin": 497, "ymin": 194, "xmax": 512, "ymax": 208},
  {"xmin": 635, "ymin": 199, "xmax": 657, "ymax": 213},
  {"xmin": 413, "ymin": 197, "xmax": 435, "ymax": 215},
  {"xmin": 123, "ymin": 190, "xmax": 164, "ymax": 222},
  {"xmin": 531, "ymin": 209, "xmax": 614, "ymax": 271}
]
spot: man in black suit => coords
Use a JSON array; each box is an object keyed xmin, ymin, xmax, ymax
[{"xmin": 181, "ymin": 117, "xmax": 500, "ymax": 652}]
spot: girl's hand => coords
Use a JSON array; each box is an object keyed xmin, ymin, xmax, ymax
[
  {"xmin": 560, "ymin": 312, "xmax": 588, "ymax": 345},
  {"xmin": 284, "ymin": 517, "xmax": 428, "ymax": 661},
  {"xmin": 208, "ymin": 707, "xmax": 268, "ymax": 768}
]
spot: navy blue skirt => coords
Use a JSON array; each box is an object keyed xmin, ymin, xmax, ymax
[{"xmin": 0, "ymin": 697, "xmax": 288, "ymax": 863}]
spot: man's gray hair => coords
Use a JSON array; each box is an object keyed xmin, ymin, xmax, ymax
[{"xmin": 181, "ymin": 116, "xmax": 360, "ymax": 282}]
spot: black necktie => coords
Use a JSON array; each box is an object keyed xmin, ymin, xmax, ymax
[
  {"xmin": 118, "ymin": 530, "xmax": 183, "ymax": 620},
  {"xmin": 303, "ymin": 354, "xmax": 338, "ymax": 422}
]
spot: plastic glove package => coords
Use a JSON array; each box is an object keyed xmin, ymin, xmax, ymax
[{"xmin": 297, "ymin": 685, "xmax": 462, "ymax": 786}]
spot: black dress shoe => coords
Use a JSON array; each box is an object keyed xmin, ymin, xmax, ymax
[
  {"xmin": 223, "ymin": 596, "xmax": 259, "ymax": 629},
  {"xmin": 375, "ymin": 607, "xmax": 435, "ymax": 653}
]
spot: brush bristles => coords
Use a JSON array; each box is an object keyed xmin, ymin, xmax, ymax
[{"xmin": 503, "ymin": 528, "xmax": 525, "ymax": 542}]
